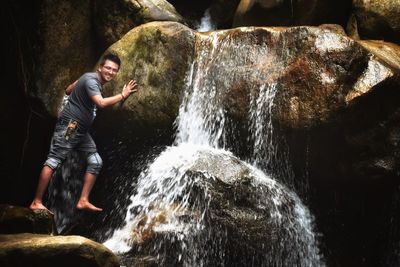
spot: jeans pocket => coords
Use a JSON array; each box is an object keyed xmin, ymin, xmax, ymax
[{"xmin": 64, "ymin": 120, "xmax": 78, "ymax": 141}]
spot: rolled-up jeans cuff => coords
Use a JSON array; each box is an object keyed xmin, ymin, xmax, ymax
[
  {"xmin": 44, "ymin": 157, "xmax": 61, "ymax": 170},
  {"xmin": 86, "ymin": 169, "xmax": 101, "ymax": 176}
]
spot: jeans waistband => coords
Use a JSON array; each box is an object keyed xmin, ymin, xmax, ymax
[{"xmin": 57, "ymin": 118, "xmax": 88, "ymax": 133}]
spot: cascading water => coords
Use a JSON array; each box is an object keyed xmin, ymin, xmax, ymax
[
  {"xmin": 196, "ymin": 8, "xmax": 216, "ymax": 33},
  {"xmin": 103, "ymin": 30, "xmax": 325, "ymax": 266},
  {"xmin": 47, "ymin": 152, "xmax": 85, "ymax": 232},
  {"xmin": 249, "ymin": 82, "xmax": 277, "ymax": 168},
  {"xmin": 248, "ymin": 81, "xmax": 295, "ymax": 187},
  {"xmin": 174, "ymin": 34, "xmax": 226, "ymax": 148}
]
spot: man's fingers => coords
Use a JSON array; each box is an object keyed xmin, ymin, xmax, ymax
[{"xmin": 124, "ymin": 80, "xmax": 138, "ymax": 95}]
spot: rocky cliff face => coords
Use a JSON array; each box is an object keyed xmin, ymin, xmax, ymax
[{"xmin": 4, "ymin": 0, "xmax": 400, "ymax": 266}]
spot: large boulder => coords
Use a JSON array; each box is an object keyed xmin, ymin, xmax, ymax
[
  {"xmin": 104, "ymin": 144, "xmax": 323, "ymax": 266},
  {"xmin": 0, "ymin": 233, "xmax": 120, "ymax": 267},
  {"xmin": 349, "ymin": 0, "xmax": 400, "ymax": 44},
  {"xmin": 34, "ymin": 0, "xmax": 96, "ymax": 116},
  {"xmin": 232, "ymin": 0, "xmax": 351, "ymax": 28},
  {"xmin": 95, "ymin": 22, "xmax": 400, "ymax": 183},
  {"xmin": 103, "ymin": 22, "xmax": 399, "ymax": 130},
  {"xmin": 271, "ymin": 28, "xmax": 399, "ymax": 129},
  {"xmin": 93, "ymin": 0, "xmax": 184, "ymax": 48},
  {"xmin": 32, "ymin": 0, "xmax": 184, "ymax": 117},
  {"xmin": 100, "ymin": 21, "xmax": 195, "ymax": 130}
]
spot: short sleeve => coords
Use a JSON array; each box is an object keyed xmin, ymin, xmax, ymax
[{"xmin": 85, "ymin": 77, "xmax": 102, "ymax": 97}]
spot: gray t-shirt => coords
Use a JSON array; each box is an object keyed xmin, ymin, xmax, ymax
[{"xmin": 60, "ymin": 72, "xmax": 102, "ymax": 130}]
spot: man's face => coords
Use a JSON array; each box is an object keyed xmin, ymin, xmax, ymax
[{"xmin": 98, "ymin": 59, "xmax": 119, "ymax": 83}]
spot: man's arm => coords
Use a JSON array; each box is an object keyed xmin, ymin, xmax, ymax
[
  {"xmin": 65, "ymin": 80, "xmax": 78, "ymax": 95},
  {"xmin": 91, "ymin": 80, "xmax": 138, "ymax": 108}
]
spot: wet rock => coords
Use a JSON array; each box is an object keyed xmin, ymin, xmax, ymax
[
  {"xmin": 271, "ymin": 27, "xmax": 399, "ymax": 129},
  {"xmin": 106, "ymin": 145, "xmax": 323, "ymax": 266},
  {"xmin": 0, "ymin": 233, "xmax": 120, "ymax": 267},
  {"xmin": 0, "ymin": 205, "xmax": 56, "ymax": 235},
  {"xmin": 91, "ymin": 21, "xmax": 400, "ymax": 188},
  {"xmin": 97, "ymin": 21, "xmax": 399, "ymax": 137}
]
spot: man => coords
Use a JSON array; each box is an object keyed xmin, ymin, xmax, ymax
[{"xmin": 30, "ymin": 53, "xmax": 137, "ymax": 213}]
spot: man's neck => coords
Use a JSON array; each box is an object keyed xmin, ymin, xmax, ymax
[{"xmin": 96, "ymin": 71, "xmax": 106, "ymax": 85}]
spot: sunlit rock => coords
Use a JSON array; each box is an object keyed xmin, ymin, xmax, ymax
[
  {"xmin": 101, "ymin": 21, "xmax": 195, "ymax": 130},
  {"xmin": 344, "ymin": 39, "xmax": 400, "ymax": 103},
  {"xmin": 95, "ymin": 21, "xmax": 400, "ymax": 190},
  {"xmin": 0, "ymin": 233, "xmax": 120, "ymax": 267},
  {"xmin": 100, "ymin": 21, "xmax": 399, "ymax": 131},
  {"xmin": 357, "ymin": 40, "xmax": 400, "ymax": 70},
  {"xmin": 32, "ymin": 0, "xmax": 184, "ymax": 117}
]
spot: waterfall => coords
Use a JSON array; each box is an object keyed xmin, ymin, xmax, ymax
[
  {"xmin": 103, "ymin": 30, "xmax": 325, "ymax": 266},
  {"xmin": 104, "ymin": 144, "xmax": 323, "ymax": 266},
  {"xmin": 248, "ymin": 81, "xmax": 295, "ymax": 186},
  {"xmin": 196, "ymin": 9, "xmax": 216, "ymax": 33},
  {"xmin": 174, "ymin": 34, "xmax": 226, "ymax": 148},
  {"xmin": 249, "ymin": 82, "xmax": 278, "ymax": 169}
]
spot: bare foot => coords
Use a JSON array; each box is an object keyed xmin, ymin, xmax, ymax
[
  {"xmin": 76, "ymin": 200, "xmax": 103, "ymax": 212},
  {"xmin": 30, "ymin": 201, "xmax": 54, "ymax": 215}
]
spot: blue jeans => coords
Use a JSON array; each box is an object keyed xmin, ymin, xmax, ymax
[{"xmin": 45, "ymin": 118, "xmax": 102, "ymax": 175}]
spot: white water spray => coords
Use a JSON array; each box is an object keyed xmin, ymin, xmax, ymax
[
  {"xmin": 103, "ymin": 31, "xmax": 324, "ymax": 266},
  {"xmin": 249, "ymin": 82, "xmax": 278, "ymax": 168},
  {"xmin": 196, "ymin": 9, "xmax": 216, "ymax": 32}
]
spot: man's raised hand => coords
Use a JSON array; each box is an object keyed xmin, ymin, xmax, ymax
[{"xmin": 122, "ymin": 80, "xmax": 138, "ymax": 99}]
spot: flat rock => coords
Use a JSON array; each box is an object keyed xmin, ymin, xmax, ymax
[
  {"xmin": 0, "ymin": 233, "xmax": 120, "ymax": 267},
  {"xmin": 0, "ymin": 204, "xmax": 56, "ymax": 235}
]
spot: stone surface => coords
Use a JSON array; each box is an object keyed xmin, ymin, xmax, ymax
[
  {"xmin": 93, "ymin": 22, "xmax": 400, "ymax": 186},
  {"xmin": 98, "ymin": 23, "xmax": 400, "ymax": 130},
  {"xmin": 34, "ymin": 0, "xmax": 96, "ymax": 116},
  {"xmin": 100, "ymin": 21, "xmax": 195, "ymax": 130},
  {"xmin": 233, "ymin": 0, "xmax": 350, "ymax": 29},
  {"xmin": 32, "ymin": 0, "xmax": 185, "ymax": 117},
  {"xmin": 93, "ymin": 0, "xmax": 184, "ymax": 47},
  {"xmin": 0, "ymin": 233, "xmax": 120, "ymax": 267},
  {"xmin": 351, "ymin": 0, "xmax": 400, "ymax": 44},
  {"xmin": 0, "ymin": 205, "xmax": 56, "ymax": 235},
  {"xmin": 106, "ymin": 145, "xmax": 323, "ymax": 266}
]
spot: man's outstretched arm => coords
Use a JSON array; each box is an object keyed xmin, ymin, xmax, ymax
[{"xmin": 91, "ymin": 80, "xmax": 137, "ymax": 108}]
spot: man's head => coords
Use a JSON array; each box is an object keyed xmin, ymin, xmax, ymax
[{"xmin": 97, "ymin": 53, "xmax": 121, "ymax": 84}]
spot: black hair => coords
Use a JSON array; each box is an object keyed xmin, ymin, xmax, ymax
[{"xmin": 100, "ymin": 53, "xmax": 121, "ymax": 67}]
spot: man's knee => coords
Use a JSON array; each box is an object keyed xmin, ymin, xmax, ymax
[
  {"xmin": 86, "ymin": 152, "xmax": 103, "ymax": 175},
  {"xmin": 44, "ymin": 157, "xmax": 61, "ymax": 170}
]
